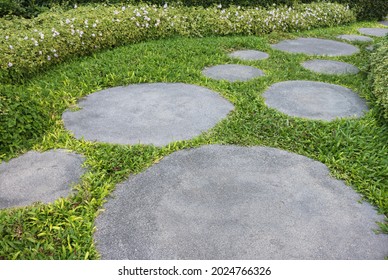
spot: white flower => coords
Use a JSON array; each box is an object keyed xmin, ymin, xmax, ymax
[
  {"xmin": 122, "ymin": 6, "xmax": 126, "ymax": 11},
  {"xmin": 47, "ymin": 55, "xmax": 51, "ymax": 60},
  {"xmin": 9, "ymin": 45, "xmax": 13, "ymax": 50},
  {"xmin": 24, "ymin": 36, "xmax": 28, "ymax": 40},
  {"xmin": 66, "ymin": 19, "xmax": 71, "ymax": 24},
  {"xmin": 217, "ymin": 4, "xmax": 222, "ymax": 9},
  {"xmin": 39, "ymin": 51, "xmax": 42, "ymax": 55},
  {"xmin": 92, "ymin": 23, "xmax": 97, "ymax": 28},
  {"xmin": 5, "ymin": 35, "xmax": 9, "ymax": 40},
  {"xmin": 163, "ymin": 3, "xmax": 168, "ymax": 9},
  {"xmin": 114, "ymin": 10, "xmax": 119, "ymax": 15},
  {"xmin": 84, "ymin": 19, "xmax": 88, "ymax": 25},
  {"xmin": 92, "ymin": 33, "xmax": 96, "ymax": 37},
  {"xmin": 52, "ymin": 49, "xmax": 57, "ymax": 53},
  {"xmin": 54, "ymin": 53, "xmax": 58, "ymax": 58},
  {"xmin": 7, "ymin": 62, "xmax": 13, "ymax": 67},
  {"xmin": 74, "ymin": 4, "xmax": 77, "ymax": 9}
]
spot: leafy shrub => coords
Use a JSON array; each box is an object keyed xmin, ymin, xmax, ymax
[
  {"xmin": 0, "ymin": 2, "xmax": 355, "ymax": 83},
  {"xmin": 0, "ymin": 84, "xmax": 50, "ymax": 154},
  {"xmin": 369, "ymin": 37, "xmax": 388, "ymax": 122}
]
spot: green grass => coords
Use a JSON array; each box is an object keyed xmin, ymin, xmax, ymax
[{"xmin": 0, "ymin": 21, "xmax": 387, "ymax": 259}]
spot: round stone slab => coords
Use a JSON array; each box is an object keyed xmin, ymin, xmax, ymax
[
  {"xmin": 228, "ymin": 50, "xmax": 269, "ymax": 61},
  {"xmin": 263, "ymin": 81, "xmax": 368, "ymax": 121},
  {"xmin": 336, "ymin": 34, "xmax": 373, "ymax": 42},
  {"xmin": 202, "ymin": 64, "xmax": 264, "ymax": 82},
  {"xmin": 94, "ymin": 145, "xmax": 388, "ymax": 259},
  {"xmin": 271, "ymin": 38, "xmax": 359, "ymax": 56},
  {"xmin": 358, "ymin": 28, "xmax": 388, "ymax": 37},
  {"xmin": 379, "ymin": 21, "xmax": 388, "ymax": 26},
  {"xmin": 301, "ymin": 59, "xmax": 359, "ymax": 75},
  {"xmin": 62, "ymin": 83, "xmax": 233, "ymax": 146},
  {"xmin": 0, "ymin": 150, "xmax": 85, "ymax": 209}
]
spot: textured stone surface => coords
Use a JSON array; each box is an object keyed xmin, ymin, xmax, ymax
[
  {"xmin": 94, "ymin": 145, "xmax": 388, "ymax": 259},
  {"xmin": 379, "ymin": 21, "xmax": 388, "ymax": 26},
  {"xmin": 63, "ymin": 83, "xmax": 233, "ymax": 146},
  {"xmin": 336, "ymin": 34, "xmax": 373, "ymax": 42},
  {"xmin": 263, "ymin": 81, "xmax": 368, "ymax": 121},
  {"xmin": 358, "ymin": 28, "xmax": 388, "ymax": 37},
  {"xmin": 0, "ymin": 150, "xmax": 85, "ymax": 209},
  {"xmin": 228, "ymin": 50, "xmax": 269, "ymax": 61},
  {"xmin": 271, "ymin": 38, "xmax": 359, "ymax": 56},
  {"xmin": 202, "ymin": 64, "xmax": 264, "ymax": 82},
  {"xmin": 301, "ymin": 59, "xmax": 359, "ymax": 75}
]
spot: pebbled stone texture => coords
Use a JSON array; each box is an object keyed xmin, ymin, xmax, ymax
[{"xmin": 94, "ymin": 145, "xmax": 388, "ymax": 259}]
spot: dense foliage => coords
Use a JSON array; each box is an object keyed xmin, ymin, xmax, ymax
[
  {"xmin": 369, "ymin": 37, "xmax": 388, "ymax": 122},
  {"xmin": 0, "ymin": 0, "xmax": 386, "ymax": 20}
]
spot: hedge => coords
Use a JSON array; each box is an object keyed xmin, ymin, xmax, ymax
[
  {"xmin": 369, "ymin": 37, "xmax": 388, "ymax": 123},
  {"xmin": 1, "ymin": 0, "xmax": 387, "ymax": 20},
  {"xmin": 0, "ymin": 2, "xmax": 355, "ymax": 83}
]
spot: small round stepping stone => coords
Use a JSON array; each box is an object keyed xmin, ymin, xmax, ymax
[
  {"xmin": 228, "ymin": 50, "xmax": 269, "ymax": 61},
  {"xmin": 202, "ymin": 64, "xmax": 264, "ymax": 82},
  {"xmin": 379, "ymin": 21, "xmax": 388, "ymax": 26},
  {"xmin": 336, "ymin": 34, "xmax": 373, "ymax": 42},
  {"xmin": 94, "ymin": 145, "xmax": 388, "ymax": 259},
  {"xmin": 62, "ymin": 83, "xmax": 233, "ymax": 146},
  {"xmin": 0, "ymin": 150, "xmax": 85, "ymax": 209},
  {"xmin": 271, "ymin": 38, "xmax": 359, "ymax": 56},
  {"xmin": 358, "ymin": 28, "xmax": 388, "ymax": 37},
  {"xmin": 262, "ymin": 81, "xmax": 368, "ymax": 121},
  {"xmin": 301, "ymin": 59, "xmax": 359, "ymax": 75}
]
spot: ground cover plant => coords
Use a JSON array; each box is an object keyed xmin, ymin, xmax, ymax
[{"xmin": 0, "ymin": 3, "xmax": 387, "ymax": 259}]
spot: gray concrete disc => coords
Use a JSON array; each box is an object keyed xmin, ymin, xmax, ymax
[
  {"xmin": 336, "ymin": 34, "xmax": 373, "ymax": 42},
  {"xmin": 228, "ymin": 50, "xmax": 269, "ymax": 61},
  {"xmin": 0, "ymin": 150, "xmax": 85, "ymax": 209},
  {"xmin": 263, "ymin": 81, "xmax": 368, "ymax": 121},
  {"xmin": 202, "ymin": 64, "xmax": 264, "ymax": 82},
  {"xmin": 301, "ymin": 59, "xmax": 359, "ymax": 75},
  {"xmin": 62, "ymin": 83, "xmax": 233, "ymax": 146},
  {"xmin": 379, "ymin": 21, "xmax": 388, "ymax": 26},
  {"xmin": 358, "ymin": 28, "xmax": 388, "ymax": 37},
  {"xmin": 94, "ymin": 145, "xmax": 388, "ymax": 259},
  {"xmin": 271, "ymin": 38, "xmax": 359, "ymax": 56}
]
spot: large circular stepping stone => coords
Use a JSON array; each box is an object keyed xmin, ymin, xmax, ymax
[
  {"xmin": 0, "ymin": 150, "xmax": 85, "ymax": 209},
  {"xmin": 202, "ymin": 64, "xmax": 264, "ymax": 82},
  {"xmin": 263, "ymin": 81, "xmax": 368, "ymax": 121},
  {"xmin": 271, "ymin": 38, "xmax": 359, "ymax": 56},
  {"xmin": 228, "ymin": 50, "xmax": 269, "ymax": 61},
  {"xmin": 301, "ymin": 59, "xmax": 359, "ymax": 75},
  {"xmin": 358, "ymin": 28, "xmax": 388, "ymax": 37},
  {"xmin": 62, "ymin": 83, "xmax": 233, "ymax": 146},
  {"xmin": 336, "ymin": 34, "xmax": 373, "ymax": 42},
  {"xmin": 94, "ymin": 145, "xmax": 388, "ymax": 259}
]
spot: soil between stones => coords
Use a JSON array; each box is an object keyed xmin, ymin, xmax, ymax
[{"xmin": 94, "ymin": 145, "xmax": 388, "ymax": 259}]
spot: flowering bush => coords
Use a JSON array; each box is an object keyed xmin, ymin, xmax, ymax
[{"xmin": 0, "ymin": 2, "xmax": 355, "ymax": 83}]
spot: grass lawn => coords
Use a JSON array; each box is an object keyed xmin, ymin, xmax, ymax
[{"xmin": 0, "ymin": 20, "xmax": 387, "ymax": 259}]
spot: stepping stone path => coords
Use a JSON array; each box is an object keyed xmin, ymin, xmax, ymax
[
  {"xmin": 358, "ymin": 28, "xmax": 388, "ymax": 37},
  {"xmin": 0, "ymin": 150, "xmax": 84, "ymax": 209},
  {"xmin": 271, "ymin": 38, "xmax": 359, "ymax": 56},
  {"xmin": 94, "ymin": 145, "xmax": 388, "ymax": 259},
  {"xmin": 202, "ymin": 64, "xmax": 264, "ymax": 82},
  {"xmin": 263, "ymin": 81, "xmax": 368, "ymax": 121},
  {"xmin": 301, "ymin": 59, "xmax": 359, "ymax": 75},
  {"xmin": 62, "ymin": 83, "xmax": 233, "ymax": 146},
  {"xmin": 336, "ymin": 34, "xmax": 373, "ymax": 42},
  {"xmin": 228, "ymin": 50, "xmax": 269, "ymax": 61}
]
